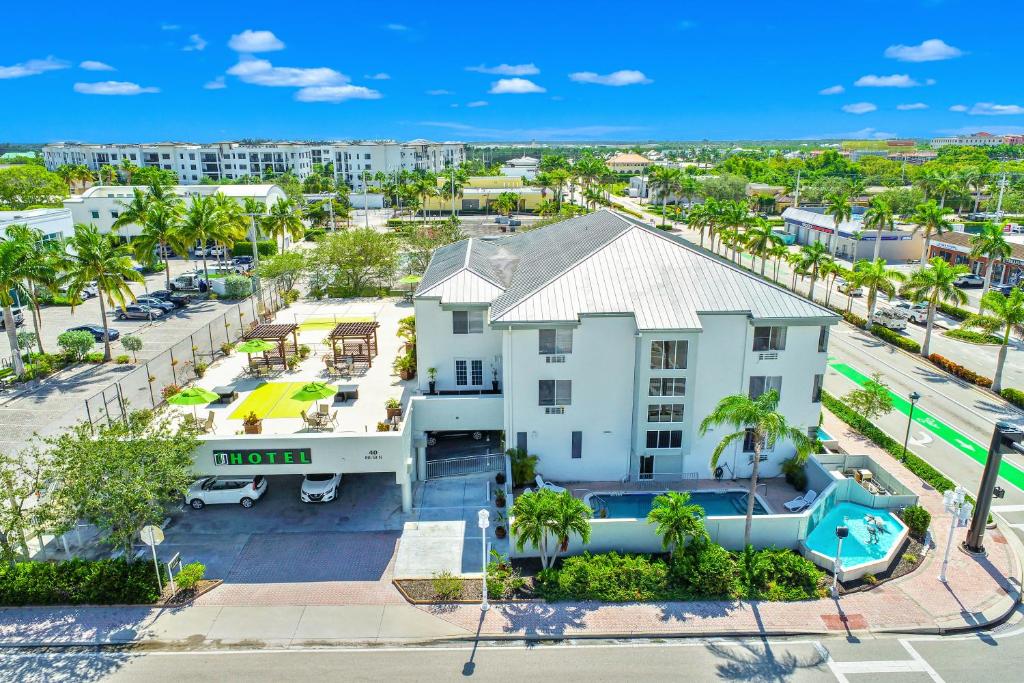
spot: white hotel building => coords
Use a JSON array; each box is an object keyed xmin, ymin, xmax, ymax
[
  {"xmin": 43, "ymin": 139, "xmax": 465, "ymax": 190},
  {"xmin": 413, "ymin": 210, "xmax": 838, "ymax": 483}
]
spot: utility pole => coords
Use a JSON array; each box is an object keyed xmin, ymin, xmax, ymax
[
  {"xmin": 793, "ymin": 170, "xmax": 802, "ymax": 208},
  {"xmin": 995, "ymin": 170, "xmax": 1008, "ymax": 220},
  {"xmin": 450, "ymin": 166, "xmax": 456, "ymax": 217},
  {"xmin": 363, "ymin": 171, "xmax": 369, "ymax": 228}
]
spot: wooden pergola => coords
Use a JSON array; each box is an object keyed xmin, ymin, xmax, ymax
[
  {"xmin": 328, "ymin": 321, "xmax": 380, "ymax": 368},
  {"xmin": 243, "ymin": 323, "xmax": 299, "ymax": 367}
]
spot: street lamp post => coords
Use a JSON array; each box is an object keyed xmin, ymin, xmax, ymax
[
  {"xmin": 477, "ymin": 509, "xmax": 490, "ymax": 612},
  {"xmin": 939, "ymin": 486, "xmax": 973, "ymax": 583},
  {"xmin": 902, "ymin": 391, "xmax": 921, "ymax": 461},
  {"xmin": 832, "ymin": 525, "xmax": 849, "ymax": 598}
]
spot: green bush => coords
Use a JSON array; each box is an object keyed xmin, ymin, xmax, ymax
[
  {"xmin": 57, "ymin": 329, "xmax": 96, "ymax": 361},
  {"xmin": 902, "ymin": 553, "xmax": 919, "ymax": 564},
  {"xmin": 1001, "ymin": 388, "xmax": 1024, "ymax": 409},
  {"xmin": 670, "ymin": 542, "xmax": 739, "ymax": 598},
  {"xmin": 0, "ymin": 558, "xmax": 161, "ymax": 605},
  {"xmin": 222, "ymin": 274, "xmax": 253, "ymax": 299},
  {"xmin": 743, "ymin": 547, "xmax": 824, "ymax": 600},
  {"xmin": 175, "ymin": 562, "xmax": 206, "ymax": 591},
  {"xmin": 537, "ymin": 552, "xmax": 674, "ymax": 602},
  {"xmin": 486, "ymin": 551, "xmax": 525, "ymax": 599},
  {"xmin": 506, "ymin": 448, "xmax": 538, "ymax": 487},
  {"xmin": 938, "ymin": 301, "xmax": 972, "ymax": 321},
  {"xmin": 900, "ymin": 505, "xmax": 931, "ymax": 539},
  {"xmin": 230, "ymin": 240, "xmax": 277, "ymax": 258},
  {"xmin": 928, "ymin": 353, "xmax": 992, "ymax": 388},
  {"xmin": 85, "ymin": 352, "xmax": 105, "ymax": 363},
  {"xmin": 946, "ymin": 328, "xmax": 1002, "ymax": 345},
  {"xmin": 872, "ymin": 326, "xmax": 921, "ymax": 353},
  {"xmin": 115, "ymin": 354, "xmax": 130, "ymax": 364},
  {"xmin": 781, "ymin": 457, "xmax": 808, "ymax": 492},
  {"xmin": 431, "ymin": 570, "xmax": 463, "ymax": 600},
  {"xmin": 304, "ymin": 228, "xmax": 326, "ymax": 242},
  {"xmin": 281, "ymin": 289, "xmax": 300, "ymax": 306}
]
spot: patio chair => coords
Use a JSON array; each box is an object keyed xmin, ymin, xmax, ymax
[
  {"xmin": 299, "ymin": 409, "xmax": 323, "ymax": 432},
  {"xmin": 783, "ymin": 489, "xmax": 818, "ymax": 512},
  {"xmin": 201, "ymin": 411, "xmax": 215, "ymax": 433},
  {"xmin": 535, "ymin": 475, "xmax": 567, "ymax": 494}
]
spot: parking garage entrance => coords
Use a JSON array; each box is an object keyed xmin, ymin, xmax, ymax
[{"xmin": 424, "ymin": 430, "xmax": 503, "ymax": 479}]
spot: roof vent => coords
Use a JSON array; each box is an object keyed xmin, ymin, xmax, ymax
[{"xmin": 489, "ymin": 246, "xmax": 520, "ymax": 288}]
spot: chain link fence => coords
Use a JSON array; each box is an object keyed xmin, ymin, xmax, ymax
[{"xmin": 83, "ymin": 285, "xmax": 282, "ymax": 429}]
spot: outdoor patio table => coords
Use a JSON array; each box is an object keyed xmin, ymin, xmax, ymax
[
  {"xmin": 335, "ymin": 384, "xmax": 359, "ymax": 402},
  {"xmin": 211, "ymin": 385, "xmax": 238, "ymax": 404}
]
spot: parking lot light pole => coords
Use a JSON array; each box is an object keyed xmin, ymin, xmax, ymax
[
  {"xmin": 832, "ymin": 526, "xmax": 848, "ymax": 598},
  {"xmin": 939, "ymin": 486, "xmax": 972, "ymax": 583},
  {"xmin": 478, "ymin": 509, "xmax": 490, "ymax": 612},
  {"xmin": 902, "ymin": 391, "xmax": 921, "ymax": 461}
]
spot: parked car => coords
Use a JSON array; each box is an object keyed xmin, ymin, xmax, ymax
[
  {"xmin": 0, "ymin": 308, "xmax": 25, "ymax": 330},
  {"xmin": 233, "ymin": 255, "xmax": 254, "ymax": 268},
  {"xmin": 65, "ymin": 324, "xmax": 119, "ymax": 342},
  {"xmin": 836, "ymin": 278, "xmax": 863, "ymax": 297},
  {"xmin": 169, "ymin": 273, "xmax": 208, "ymax": 292},
  {"xmin": 300, "ymin": 473, "xmax": 342, "ymax": 503},
  {"xmin": 116, "ymin": 304, "xmax": 164, "ymax": 321},
  {"xmin": 872, "ymin": 307, "xmax": 908, "ymax": 331},
  {"xmin": 186, "ymin": 476, "xmax": 267, "ymax": 509},
  {"xmin": 59, "ymin": 282, "xmax": 98, "ymax": 299},
  {"xmin": 135, "ymin": 296, "xmax": 175, "ymax": 313},
  {"xmin": 954, "ymin": 273, "xmax": 985, "ymax": 288},
  {"xmin": 894, "ymin": 301, "xmax": 928, "ymax": 324},
  {"xmin": 194, "ymin": 244, "xmax": 225, "ymax": 258},
  {"xmin": 148, "ymin": 289, "xmax": 192, "ymax": 308},
  {"xmin": 993, "ymin": 283, "xmax": 1022, "ymax": 296},
  {"xmin": 426, "ymin": 430, "xmax": 484, "ymax": 447}
]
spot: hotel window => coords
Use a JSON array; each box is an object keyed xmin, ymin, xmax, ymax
[
  {"xmin": 811, "ymin": 374, "xmax": 823, "ymax": 403},
  {"xmin": 452, "ymin": 310, "xmax": 483, "ymax": 334},
  {"xmin": 753, "ymin": 326, "xmax": 787, "ymax": 351},
  {"xmin": 571, "ymin": 431, "xmax": 582, "ymax": 459},
  {"xmin": 538, "ymin": 380, "xmax": 572, "ymax": 406},
  {"xmin": 818, "ymin": 326, "xmax": 829, "ymax": 353},
  {"xmin": 454, "ymin": 359, "xmax": 483, "ymax": 387},
  {"xmin": 749, "ymin": 376, "xmax": 782, "ymax": 400},
  {"xmin": 742, "ymin": 428, "xmax": 774, "ymax": 455},
  {"xmin": 646, "ymin": 430, "xmax": 682, "ymax": 449},
  {"xmin": 650, "ymin": 340, "xmax": 687, "ymax": 369},
  {"xmin": 649, "ymin": 378, "xmax": 686, "ymax": 396},
  {"xmin": 539, "ymin": 328, "xmax": 572, "ymax": 354},
  {"xmin": 110, "ymin": 210, "xmax": 119, "ymax": 219},
  {"xmin": 647, "ymin": 404, "xmax": 684, "ymax": 423},
  {"xmin": 90, "ymin": 210, "xmax": 99, "ymax": 219}
]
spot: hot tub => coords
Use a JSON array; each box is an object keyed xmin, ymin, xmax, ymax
[{"xmin": 801, "ymin": 501, "xmax": 908, "ymax": 581}]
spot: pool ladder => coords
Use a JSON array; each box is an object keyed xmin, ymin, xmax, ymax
[{"xmin": 591, "ymin": 494, "xmax": 610, "ymax": 519}]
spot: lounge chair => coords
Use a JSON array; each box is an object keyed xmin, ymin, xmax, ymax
[
  {"xmin": 535, "ymin": 475, "xmax": 567, "ymax": 494},
  {"xmin": 201, "ymin": 411, "xmax": 215, "ymax": 433},
  {"xmin": 783, "ymin": 489, "xmax": 818, "ymax": 512}
]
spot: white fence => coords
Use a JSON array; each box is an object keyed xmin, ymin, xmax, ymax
[{"xmin": 426, "ymin": 452, "xmax": 505, "ymax": 479}]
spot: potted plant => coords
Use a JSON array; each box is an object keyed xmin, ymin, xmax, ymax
[
  {"xmin": 385, "ymin": 397, "xmax": 402, "ymax": 419},
  {"xmin": 220, "ymin": 341, "xmax": 233, "ymax": 356},
  {"xmin": 495, "ymin": 471, "xmax": 506, "ymax": 485},
  {"xmin": 299, "ymin": 344, "xmax": 311, "ymax": 360},
  {"xmin": 494, "ymin": 512, "xmax": 507, "ymax": 539},
  {"xmin": 286, "ymin": 355, "xmax": 300, "ymax": 372},
  {"xmin": 427, "ymin": 367, "xmax": 437, "ymax": 394},
  {"xmin": 242, "ymin": 412, "xmax": 262, "ymax": 434},
  {"xmin": 495, "ymin": 488, "xmax": 506, "ymax": 509},
  {"xmin": 393, "ymin": 352, "xmax": 415, "ymax": 381},
  {"xmin": 491, "ymin": 365, "xmax": 499, "ymax": 392},
  {"xmin": 376, "ymin": 421, "xmax": 393, "ymax": 432}
]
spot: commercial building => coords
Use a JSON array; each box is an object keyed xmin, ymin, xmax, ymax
[
  {"xmin": 500, "ymin": 156, "xmax": 540, "ymax": 180},
  {"xmin": 413, "ymin": 209, "xmax": 838, "ymax": 483},
  {"xmin": 606, "ymin": 153, "xmax": 651, "ymax": 175},
  {"xmin": 63, "ymin": 184, "xmax": 287, "ymax": 238},
  {"xmin": 0, "ymin": 207, "xmax": 74, "ymax": 241},
  {"xmin": 930, "ymin": 132, "xmax": 1014, "ymax": 149},
  {"xmin": 43, "ymin": 140, "xmax": 465, "ymax": 190},
  {"xmin": 781, "ymin": 206, "xmax": 922, "ymax": 262},
  {"xmin": 421, "ymin": 176, "xmax": 545, "ymax": 214},
  {"xmin": 929, "ymin": 230, "xmax": 1024, "ymax": 287}
]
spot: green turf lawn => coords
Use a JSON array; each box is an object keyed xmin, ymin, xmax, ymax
[
  {"xmin": 297, "ymin": 316, "xmax": 373, "ymax": 332},
  {"xmin": 229, "ymin": 382, "xmax": 322, "ymax": 420}
]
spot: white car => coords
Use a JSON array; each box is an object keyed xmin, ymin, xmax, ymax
[
  {"xmin": 895, "ymin": 301, "xmax": 928, "ymax": 324},
  {"xmin": 186, "ymin": 476, "xmax": 267, "ymax": 509},
  {"xmin": 300, "ymin": 473, "xmax": 342, "ymax": 503},
  {"xmin": 836, "ymin": 278, "xmax": 863, "ymax": 297},
  {"xmin": 954, "ymin": 273, "xmax": 984, "ymax": 288}
]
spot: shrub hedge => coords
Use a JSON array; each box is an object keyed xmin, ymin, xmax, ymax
[
  {"xmin": 938, "ymin": 302, "xmax": 972, "ymax": 321},
  {"xmin": 0, "ymin": 559, "xmax": 161, "ymax": 605},
  {"xmin": 945, "ymin": 328, "xmax": 1002, "ymax": 345},
  {"xmin": 230, "ymin": 240, "xmax": 277, "ymax": 258},
  {"xmin": 928, "ymin": 353, "xmax": 993, "ymax": 388},
  {"xmin": 1002, "ymin": 388, "xmax": 1024, "ymax": 409},
  {"xmin": 872, "ymin": 326, "xmax": 921, "ymax": 353},
  {"xmin": 900, "ymin": 505, "xmax": 931, "ymax": 539}
]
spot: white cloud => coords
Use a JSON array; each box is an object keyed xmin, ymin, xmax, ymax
[
  {"xmin": 204, "ymin": 76, "xmax": 226, "ymax": 90},
  {"xmin": 79, "ymin": 60, "xmax": 114, "ymax": 72},
  {"xmin": 183, "ymin": 34, "xmax": 207, "ymax": 52},
  {"xmin": 568, "ymin": 70, "xmax": 652, "ymax": 86},
  {"xmin": 896, "ymin": 102, "xmax": 928, "ymax": 110},
  {"xmin": 227, "ymin": 58, "xmax": 346, "ymax": 87},
  {"xmin": 228, "ymin": 30, "xmax": 285, "ymax": 53},
  {"xmin": 161, "ymin": 23, "xmax": 180, "ymax": 31},
  {"xmin": 819, "ymin": 84, "xmax": 844, "ymax": 95},
  {"xmin": 467, "ymin": 63, "xmax": 539, "ymax": 76},
  {"xmin": 968, "ymin": 102, "xmax": 1024, "ymax": 116},
  {"xmin": 854, "ymin": 74, "xmax": 922, "ymax": 88},
  {"xmin": 74, "ymin": 81, "xmax": 159, "ymax": 95},
  {"xmin": 885, "ymin": 38, "xmax": 964, "ymax": 62},
  {"xmin": 386, "ymin": 23, "xmax": 408, "ymax": 31},
  {"xmin": 364, "ymin": 72, "xmax": 390, "ymax": 80},
  {"xmin": 0, "ymin": 56, "xmax": 69, "ymax": 79},
  {"xmin": 426, "ymin": 89, "xmax": 452, "ymax": 95},
  {"xmin": 294, "ymin": 85, "xmax": 382, "ymax": 103},
  {"xmin": 488, "ymin": 78, "xmax": 545, "ymax": 94},
  {"xmin": 949, "ymin": 104, "xmax": 968, "ymax": 112},
  {"xmin": 842, "ymin": 102, "xmax": 878, "ymax": 114},
  {"xmin": 466, "ymin": 100, "xmax": 488, "ymax": 107}
]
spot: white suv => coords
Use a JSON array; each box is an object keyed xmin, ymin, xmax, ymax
[
  {"xmin": 300, "ymin": 473, "xmax": 342, "ymax": 503},
  {"xmin": 186, "ymin": 476, "xmax": 267, "ymax": 509}
]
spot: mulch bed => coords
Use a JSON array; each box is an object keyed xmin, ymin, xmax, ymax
[
  {"xmin": 156, "ymin": 579, "xmax": 222, "ymax": 607},
  {"xmin": 395, "ymin": 578, "xmax": 537, "ymax": 604},
  {"xmin": 837, "ymin": 536, "xmax": 925, "ymax": 595}
]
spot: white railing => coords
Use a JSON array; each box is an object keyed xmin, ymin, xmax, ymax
[{"xmin": 426, "ymin": 452, "xmax": 505, "ymax": 479}]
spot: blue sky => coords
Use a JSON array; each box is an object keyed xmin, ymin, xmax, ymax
[{"xmin": 2, "ymin": 0, "xmax": 1022, "ymax": 142}]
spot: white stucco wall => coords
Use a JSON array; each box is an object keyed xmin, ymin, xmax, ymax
[{"xmin": 414, "ymin": 299, "xmax": 503, "ymax": 394}]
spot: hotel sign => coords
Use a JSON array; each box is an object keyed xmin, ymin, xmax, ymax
[{"xmin": 214, "ymin": 448, "xmax": 312, "ymax": 466}]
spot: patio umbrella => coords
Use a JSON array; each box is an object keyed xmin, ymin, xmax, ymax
[
  {"xmin": 236, "ymin": 338, "xmax": 277, "ymax": 354},
  {"xmin": 399, "ymin": 274, "xmax": 422, "ymax": 291},
  {"xmin": 166, "ymin": 387, "xmax": 219, "ymax": 420},
  {"xmin": 291, "ymin": 382, "xmax": 336, "ymax": 402}
]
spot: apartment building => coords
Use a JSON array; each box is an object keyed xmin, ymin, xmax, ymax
[
  {"xmin": 413, "ymin": 210, "xmax": 838, "ymax": 483},
  {"xmin": 43, "ymin": 140, "xmax": 465, "ymax": 189},
  {"xmin": 930, "ymin": 132, "xmax": 1013, "ymax": 148}
]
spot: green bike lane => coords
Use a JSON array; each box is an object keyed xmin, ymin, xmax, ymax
[{"xmin": 830, "ymin": 361, "xmax": 1024, "ymax": 492}]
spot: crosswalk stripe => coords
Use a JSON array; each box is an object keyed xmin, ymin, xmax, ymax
[{"xmin": 992, "ymin": 504, "xmax": 1024, "ymax": 513}]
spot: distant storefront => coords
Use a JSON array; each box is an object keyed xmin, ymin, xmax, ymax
[{"xmin": 929, "ymin": 231, "xmax": 1024, "ymax": 287}]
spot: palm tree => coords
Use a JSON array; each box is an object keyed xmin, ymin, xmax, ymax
[
  {"xmin": 133, "ymin": 201, "xmax": 185, "ymax": 289},
  {"xmin": 960, "ymin": 166, "xmax": 988, "ymax": 214},
  {"xmin": 910, "ymin": 201, "xmax": 951, "ymax": 265},
  {"xmin": 964, "ymin": 289, "xmax": 1024, "ymax": 393},
  {"xmin": 970, "ymin": 224, "xmax": 1012, "ymax": 310},
  {"xmin": 0, "ymin": 238, "xmax": 33, "ymax": 375},
  {"xmin": 264, "ymin": 198, "xmax": 304, "ymax": 254},
  {"xmin": 646, "ymin": 491, "xmax": 708, "ymax": 558},
  {"xmin": 493, "ymin": 191, "xmax": 519, "ymax": 217},
  {"xmin": 699, "ymin": 390, "xmax": 813, "ymax": 547},
  {"xmin": 509, "ymin": 488, "xmax": 592, "ymax": 570},
  {"xmin": 686, "ymin": 203, "xmax": 712, "ymax": 248},
  {"xmin": 914, "ymin": 167, "xmax": 938, "ymax": 202},
  {"xmin": 648, "ymin": 166, "xmax": 683, "ymax": 227},
  {"xmin": 720, "ymin": 200, "xmax": 751, "ymax": 263},
  {"xmin": 178, "ymin": 195, "xmax": 219, "ymax": 283},
  {"xmin": 64, "ymin": 224, "xmax": 144, "ymax": 361},
  {"xmin": 768, "ymin": 243, "xmax": 789, "ymax": 283},
  {"xmin": 862, "ymin": 197, "xmax": 895, "ymax": 263},
  {"xmin": 439, "ymin": 169, "xmax": 467, "ymax": 216},
  {"xmin": 210, "ymin": 193, "xmax": 248, "ymax": 270},
  {"xmin": 240, "ymin": 196, "xmax": 268, "ymax": 281},
  {"xmin": 933, "ymin": 167, "xmax": 958, "ymax": 209},
  {"xmin": 797, "ymin": 241, "xmax": 831, "ymax": 301},
  {"xmin": 411, "ymin": 173, "xmax": 438, "ymax": 222},
  {"xmin": 113, "ymin": 187, "xmax": 156, "ymax": 231},
  {"xmin": 119, "ymin": 158, "xmax": 139, "ymax": 184},
  {"xmin": 853, "ymin": 259, "xmax": 906, "ymax": 330},
  {"xmin": 743, "ymin": 218, "xmax": 782, "ymax": 276},
  {"xmin": 820, "ymin": 260, "xmax": 844, "ymax": 308},
  {"xmin": 535, "ymin": 199, "xmax": 557, "ymax": 217},
  {"xmin": 824, "ymin": 191, "xmax": 852, "ymax": 257},
  {"xmin": 3, "ymin": 224, "xmax": 64, "ymax": 355},
  {"xmin": 902, "ymin": 257, "xmax": 970, "ymax": 357}
]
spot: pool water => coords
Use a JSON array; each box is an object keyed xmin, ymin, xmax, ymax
[
  {"xmin": 817, "ymin": 427, "xmax": 833, "ymax": 442},
  {"xmin": 804, "ymin": 502, "xmax": 904, "ymax": 567},
  {"xmin": 589, "ymin": 491, "xmax": 768, "ymax": 519}
]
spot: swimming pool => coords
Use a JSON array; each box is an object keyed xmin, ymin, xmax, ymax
[
  {"xmin": 802, "ymin": 501, "xmax": 907, "ymax": 580},
  {"xmin": 586, "ymin": 490, "xmax": 769, "ymax": 519}
]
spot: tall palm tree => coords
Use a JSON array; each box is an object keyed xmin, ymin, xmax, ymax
[
  {"xmin": 646, "ymin": 491, "xmax": 708, "ymax": 558},
  {"xmin": 964, "ymin": 289, "xmax": 1024, "ymax": 393},
  {"xmin": 178, "ymin": 195, "xmax": 220, "ymax": 283},
  {"xmin": 3, "ymin": 224, "xmax": 64, "ymax": 355},
  {"xmin": 686, "ymin": 202, "xmax": 712, "ymax": 248},
  {"xmin": 797, "ymin": 241, "xmax": 831, "ymax": 301},
  {"xmin": 820, "ymin": 260, "xmax": 844, "ymax": 308},
  {"xmin": 970, "ymin": 224, "xmax": 1012, "ymax": 310},
  {"xmin": 933, "ymin": 167, "xmax": 958, "ymax": 209},
  {"xmin": 509, "ymin": 488, "xmax": 592, "ymax": 570},
  {"xmin": 210, "ymin": 193, "xmax": 248, "ymax": 270},
  {"xmin": 862, "ymin": 197, "xmax": 895, "ymax": 263},
  {"xmin": 910, "ymin": 201, "xmax": 951, "ymax": 264},
  {"xmin": 824, "ymin": 191, "xmax": 852, "ymax": 257},
  {"xmin": 132, "ymin": 201, "xmax": 185, "ymax": 289},
  {"xmin": 744, "ymin": 218, "xmax": 783, "ymax": 276},
  {"xmin": 960, "ymin": 166, "xmax": 988, "ymax": 214},
  {"xmin": 64, "ymin": 224, "xmax": 144, "ymax": 361},
  {"xmin": 699, "ymin": 390, "xmax": 813, "ymax": 548},
  {"xmin": 648, "ymin": 166, "xmax": 683, "ymax": 227},
  {"xmin": 0, "ymin": 238, "xmax": 32, "ymax": 375},
  {"xmin": 768, "ymin": 243, "xmax": 789, "ymax": 283},
  {"xmin": 264, "ymin": 198, "xmax": 305, "ymax": 254},
  {"xmin": 411, "ymin": 173, "xmax": 438, "ymax": 222},
  {"xmin": 113, "ymin": 187, "xmax": 157, "ymax": 231},
  {"xmin": 902, "ymin": 257, "xmax": 970, "ymax": 357},
  {"xmin": 439, "ymin": 169, "xmax": 467, "ymax": 216},
  {"xmin": 119, "ymin": 158, "xmax": 139, "ymax": 184},
  {"xmin": 853, "ymin": 259, "xmax": 906, "ymax": 330},
  {"xmin": 241, "ymin": 196, "xmax": 269, "ymax": 282},
  {"xmin": 720, "ymin": 200, "xmax": 751, "ymax": 262},
  {"xmin": 913, "ymin": 168, "xmax": 938, "ymax": 202}
]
